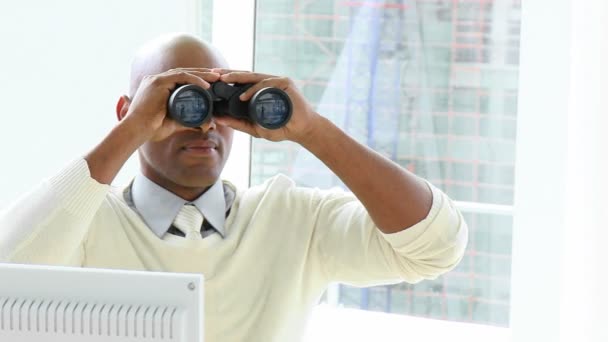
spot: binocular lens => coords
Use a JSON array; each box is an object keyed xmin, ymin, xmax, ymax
[
  {"xmin": 169, "ymin": 85, "xmax": 212, "ymax": 127},
  {"xmin": 251, "ymin": 90, "xmax": 292, "ymax": 129}
]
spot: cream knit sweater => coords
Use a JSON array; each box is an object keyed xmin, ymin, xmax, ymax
[{"xmin": 0, "ymin": 159, "xmax": 468, "ymax": 342}]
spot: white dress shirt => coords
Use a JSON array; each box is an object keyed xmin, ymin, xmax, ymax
[{"xmin": 127, "ymin": 173, "xmax": 235, "ymax": 239}]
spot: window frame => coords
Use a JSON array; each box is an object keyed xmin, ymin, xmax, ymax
[{"xmin": 212, "ymin": 0, "xmax": 514, "ymax": 337}]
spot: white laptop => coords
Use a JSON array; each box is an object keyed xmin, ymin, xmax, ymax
[{"xmin": 0, "ymin": 263, "xmax": 203, "ymax": 342}]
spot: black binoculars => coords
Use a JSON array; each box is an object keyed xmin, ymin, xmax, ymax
[{"xmin": 167, "ymin": 82, "xmax": 293, "ymax": 130}]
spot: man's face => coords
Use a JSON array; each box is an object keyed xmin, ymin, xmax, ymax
[
  {"xmin": 133, "ymin": 42, "xmax": 234, "ymax": 196},
  {"xmin": 139, "ymin": 121, "xmax": 233, "ymax": 191}
]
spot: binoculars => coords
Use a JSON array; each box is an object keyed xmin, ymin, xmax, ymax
[{"xmin": 167, "ymin": 82, "xmax": 293, "ymax": 130}]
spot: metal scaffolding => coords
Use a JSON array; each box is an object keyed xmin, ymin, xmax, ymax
[{"xmin": 253, "ymin": 0, "xmax": 521, "ymax": 327}]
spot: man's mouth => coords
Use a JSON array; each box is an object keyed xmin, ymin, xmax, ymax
[{"xmin": 181, "ymin": 139, "xmax": 219, "ymax": 155}]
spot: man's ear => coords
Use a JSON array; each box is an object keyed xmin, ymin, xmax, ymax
[{"xmin": 116, "ymin": 95, "xmax": 131, "ymax": 121}]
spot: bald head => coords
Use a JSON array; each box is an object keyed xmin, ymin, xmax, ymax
[{"xmin": 129, "ymin": 33, "xmax": 228, "ymax": 97}]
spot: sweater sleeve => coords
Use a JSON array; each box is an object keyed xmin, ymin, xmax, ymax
[
  {"xmin": 0, "ymin": 159, "xmax": 110, "ymax": 265},
  {"xmin": 312, "ymin": 181, "xmax": 468, "ymax": 286}
]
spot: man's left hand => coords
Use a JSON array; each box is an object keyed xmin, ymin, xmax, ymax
[{"xmin": 211, "ymin": 69, "xmax": 321, "ymax": 144}]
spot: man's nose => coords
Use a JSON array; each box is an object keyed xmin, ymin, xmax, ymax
[{"xmin": 200, "ymin": 117, "xmax": 217, "ymax": 132}]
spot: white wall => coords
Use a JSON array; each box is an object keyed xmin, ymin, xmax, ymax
[
  {"xmin": 511, "ymin": 0, "xmax": 608, "ymax": 341},
  {"xmin": 0, "ymin": 0, "xmax": 199, "ymax": 208},
  {"xmin": 509, "ymin": 0, "xmax": 571, "ymax": 341},
  {"xmin": 559, "ymin": 0, "xmax": 608, "ymax": 340}
]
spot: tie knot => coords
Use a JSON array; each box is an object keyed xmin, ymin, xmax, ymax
[{"xmin": 173, "ymin": 204, "xmax": 204, "ymax": 240}]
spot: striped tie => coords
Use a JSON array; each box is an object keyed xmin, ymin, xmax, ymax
[{"xmin": 172, "ymin": 204, "xmax": 204, "ymax": 240}]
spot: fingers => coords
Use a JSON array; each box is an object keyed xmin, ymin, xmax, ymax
[
  {"xmin": 219, "ymin": 71, "xmax": 276, "ymax": 85},
  {"xmin": 183, "ymin": 70, "xmax": 222, "ymax": 83},
  {"xmin": 238, "ymin": 77, "xmax": 291, "ymax": 101},
  {"xmin": 211, "ymin": 68, "xmax": 251, "ymax": 75},
  {"xmin": 157, "ymin": 69, "xmax": 220, "ymax": 90},
  {"xmin": 176, "ymin": 67, "xmax": 214, "ymax": 72},
  {"xmin": 171, "ymin": 68, "xmax": 222, "ymax": 83},
  {"xmin": 218, "ymin": 71, "xmax": 292, "ymax": 101}
]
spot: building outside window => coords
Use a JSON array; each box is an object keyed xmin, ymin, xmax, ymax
[{"xmin": 250, "ymin": 0, "xmax": 521, "ymax": 327}]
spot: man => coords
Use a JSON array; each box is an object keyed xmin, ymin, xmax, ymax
[{"xmin": 0, "ymin": 34, "xmax": 467, "ymax": 341}]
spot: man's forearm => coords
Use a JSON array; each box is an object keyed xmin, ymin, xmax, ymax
[
  {"xmin": 0, "ymin": 116, "xmax": 144, "ymax": 263},
  {"xmin": 84, "ymin": 118, "xmax": 147, "ymax": 185},
  {"xmin": 298, "ymin": 115, "xmax": 432, "ymax": 234},
  {"xmin": 0, "ymin": 159, "xmax": 110, "ymax": 264}
]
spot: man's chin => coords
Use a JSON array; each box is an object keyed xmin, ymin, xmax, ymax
[{"xmin": 176, "ymin": 172, "xmax": 220, "ymax": 188}]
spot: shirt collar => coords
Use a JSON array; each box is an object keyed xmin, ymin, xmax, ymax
[{"xmin": 131, "ymin": 173, "xmax": 227, "ymax": 238}]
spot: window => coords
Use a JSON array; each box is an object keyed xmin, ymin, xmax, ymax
[{"xmin": 250, "ymin": 0, "xmax": 521, "ymax": 328}]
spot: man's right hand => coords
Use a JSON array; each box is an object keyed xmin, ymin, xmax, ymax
[
  {"xmin": 123, "ymin": 68, "xmax": 221, "ymax": 142},
  {"xmin": 85, "ymin": 68, "xmax": 220, "ymax": 185}
]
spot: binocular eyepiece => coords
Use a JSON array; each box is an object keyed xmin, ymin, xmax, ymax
[{"xmin": 167, "ymin": 82, "xmax": 293, "ymax": 130}]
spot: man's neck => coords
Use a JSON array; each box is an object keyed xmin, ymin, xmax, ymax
[{"xmin": 141, "ymin": 169, "xmax": 212, "ymax": 202}]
